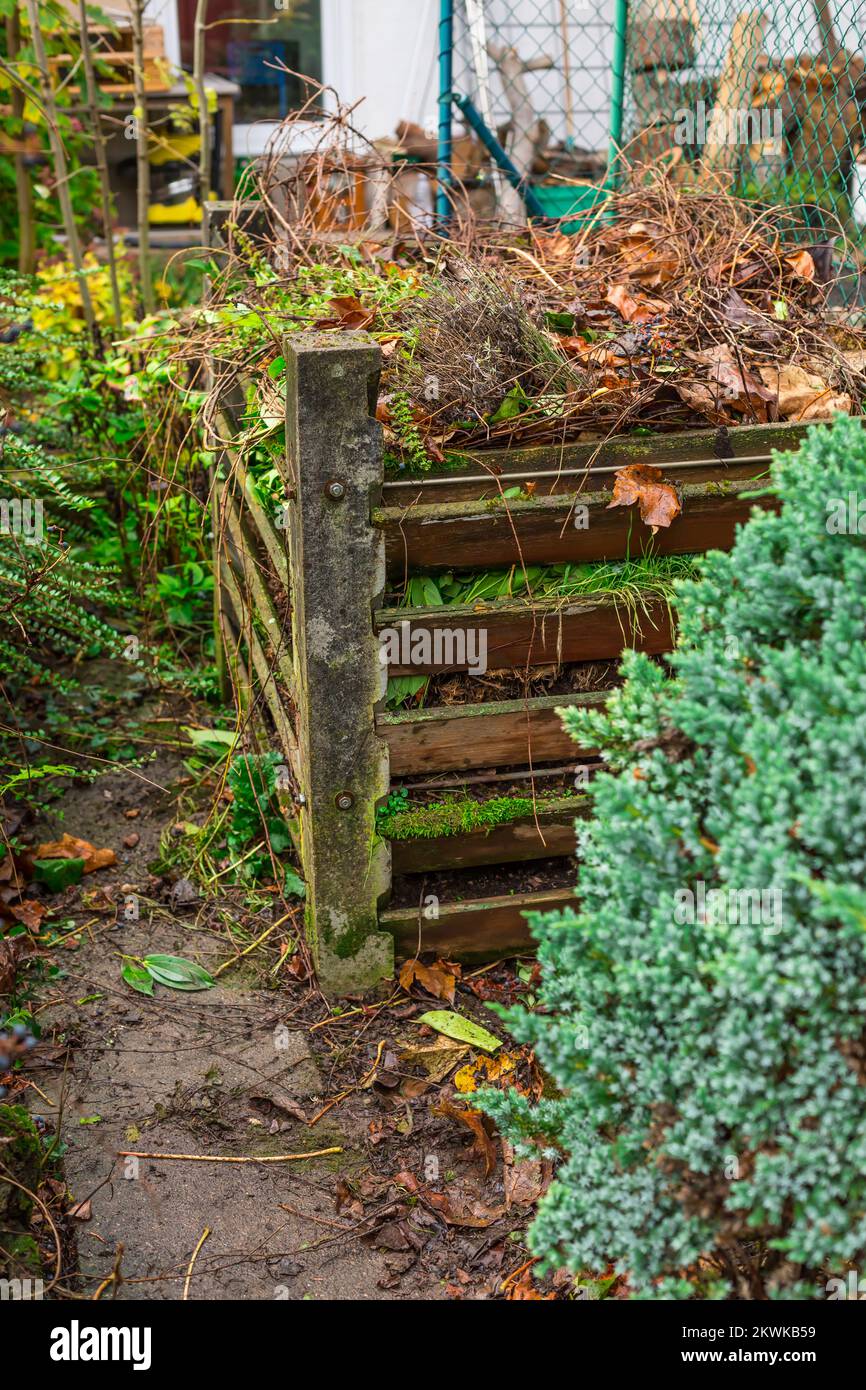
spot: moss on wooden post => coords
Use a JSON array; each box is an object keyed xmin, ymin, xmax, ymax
[{"xmin": 284, "ymin": 333, "xmax": 394, "ymax": 994}]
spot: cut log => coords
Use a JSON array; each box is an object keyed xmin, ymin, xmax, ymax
[
  {"xmin": 699, "ymin": 10, "xmax": 768, "ymax": 183},
  {"xmin": 487, "ymin": 42, "xmax": 554, "ymax": 224},
  {"xmin": 813, "ymin": 0, "xmax": 842, "ymax": 65},
  {"xmin": 629, "ymin": 2, "xmax": 701, "ymax": 181},
  {"xmin": 630, "ymin": 17, "xmax": 697, "ymax": 72},
  {"xmin": 785, "ymin": 52, "xmax": 866, "ymax": 188}
]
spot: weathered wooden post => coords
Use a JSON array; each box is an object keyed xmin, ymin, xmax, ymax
[{"xmin": 284, "ymin": 333, "xmax": 394, "ymax": 994}]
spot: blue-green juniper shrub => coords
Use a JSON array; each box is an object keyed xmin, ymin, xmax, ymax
[{"xmin": 475, "ymin": 414, "xmax": 866, "ymax": 1299}]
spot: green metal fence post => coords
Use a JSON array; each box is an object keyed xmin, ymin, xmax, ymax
[
  {"xmin": 607, "ymin": 0, "xmax": 630, "ymax": 193},
  {"xmin": 437, "ymin": 0, "xmax": 454, "ymax": 225}
]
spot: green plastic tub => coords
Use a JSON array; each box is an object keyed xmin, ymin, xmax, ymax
[{"xmin": 531, "ymin": 183, "xmax": 610, "ymax": 233}]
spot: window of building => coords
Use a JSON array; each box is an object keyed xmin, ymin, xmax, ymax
[{"xmin": 177, "ymin": 0, "xmax": 323, "ymax": 124}]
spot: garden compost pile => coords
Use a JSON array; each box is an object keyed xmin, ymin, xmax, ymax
[
  {"xmin": 389, "ymin": 179, "xmax": 866, "ymax": 457},
  {"xmin": 191, "ymin": 176, "xmax": 866, "ymax": 469},
  {"xmin": 191, "ymin": 173, "xmax": 866, "ymax": 471}
]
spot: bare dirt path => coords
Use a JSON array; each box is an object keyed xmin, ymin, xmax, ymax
[{"xmin": 14, "ymin": 694, "xmax": 536, "ymax": 1301}]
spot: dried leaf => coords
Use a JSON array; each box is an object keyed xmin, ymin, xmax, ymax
[
  {"xmin": 0, "ymin": 938, "xmax": 23, "ymax": 994},
  {"xmin": 673, "ymin": 377, "xmax": 730, "ymax": 425},
  {"xmin": 35, "ymin": 834, "xmax": 116, "ymax": 875},
  {"xmin": 785, "ymin": 250, "xmax": 816, "ymax": 281},
  {"xmin": 9, "ymin": 900, "xmax": 47, "ymax": 932},
  {"xmin": 502, "ymin": 1140, "xmax": 553, "ymax": 1209},
  {"xmin": 618, "ymin": 223, "xmax": 678, "ymax": 286},
  {"xmin": 454, "ymin": 1050, "xmax": 518, "ymax": 1094},
  {"xmin": 67, "ymin": 1199, "xmax": 92, "ymax": 1221},
  {"xmin": 319, "ymin": 295, "xmax": 375, "ymax": 330},
  {"xmin": 720, "ymin": 289, "xmax": 771, "ymax": 331},
  {"xmin": 608, "ymin": 464, "xmax": 682, "ymax": 532},
  {"xmin": 399, "ymin": 957, "xmax": 461, "ymax": 1003},
  {"xmin": 399, "ymin": 1037, "xmax": 468, "ymax": 1083},
  {"xmin": 693, "ymin": 344, "xmax": 777, "ymax": 422},
  {"xmin": 605, "ymin": 283, "xmax": 666, "ymax": 325},
  {"xmin": 434, "ymin": 1097, "xmax": 497, "ymax": 1178},
  {"xmin": 558, "ymin": 334, "xmax": 592, "ymax": 356},
  {"xmin": 757, "ymin": 364, "xmax": 851, "ymax": 421},
  {"xmin": 506, "ymin": 1268, "xmax": 556, "ymax": 1300},
  {"xmin": 424, "ymin": 1191, "xmax": 506, "ymax": 1228},
  {"xmin": 80, "ymin": 886, "xmax": 116, "ymax": 913}
]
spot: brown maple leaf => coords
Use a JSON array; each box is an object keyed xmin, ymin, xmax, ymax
[{"xmin": 608, "ymin": 464, "xmax": 682, "ymax": 532}]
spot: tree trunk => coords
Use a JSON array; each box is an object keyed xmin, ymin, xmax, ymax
[
  {"xmin": 77, "ymin": 0, "xmax": 123, "ymax": 332},
  {"xmin": 486, "ymin": 43, "xmax": 553, "ymax": 226},
  {"xmin": 22, "ymin": 0, "xmax": 97, "ymax": 338},
  {"xmin": 193, "ymin": 0, "xmax": 211, "ymax": 242},
  {"xmin": 813, "ymin": 1, "xmax": 842, "ymax": 64},
  {"xmin": 129, "ymin": 0, "xmax": 154, "ymax": 314},
  {"xmin": 6, "ymin": 7, "xmax": 35, "ymax": 274}
]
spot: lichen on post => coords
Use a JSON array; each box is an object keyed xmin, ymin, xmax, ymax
[{"xmin": 283, "ymin": 332, "xmax": 394, "ymax": 994}]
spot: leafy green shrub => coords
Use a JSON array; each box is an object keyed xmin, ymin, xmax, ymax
[
  {"xmin": 476, "ymin": 414, "xmax": 866, "ymax": 1299},
  {"xmin": 227, "ymin": 753, "xmax": 303, "ymax": 896}
]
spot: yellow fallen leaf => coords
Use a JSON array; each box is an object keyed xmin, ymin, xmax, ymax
[{"xmin": 454, "ymin": 1051, "xmax": 518, "ymax": 1094}]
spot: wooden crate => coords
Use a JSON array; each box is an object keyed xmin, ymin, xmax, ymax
[{"xmin": 205, "ymin": 204, "xmax": 841, "ymax": 994}]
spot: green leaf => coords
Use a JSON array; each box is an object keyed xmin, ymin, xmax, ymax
[
  {"xmin": 283, "ymin": 867, "xmax": 306, "ymax": 899},
  {"xmin": 490, "ymin": 385, "xmax": 528, "ymax": 424},
  {"xmin": 184, "ymin": 726, "xmax": 237, "ymax": 748},
  {"xmin": 33, "ymin": 857, "xmax": 85, "ymax": 892},
  {"xmin": 267, "ymin": 819, "xmax": 293, "ymax": 854},
  {"xmin": 417, "ymin": 1010, "xmax": 502, "ymax": 1053},
  {"xmin": 143, "ymin": 955, "xmax": 215, "ymax": 992},
  {"xmin": 121, "ymin": 963, "xmax": 154, "ymax": 996},
  {"xmin": 386, "ymin": 674, "xmax": 428, "ymax": 709}
]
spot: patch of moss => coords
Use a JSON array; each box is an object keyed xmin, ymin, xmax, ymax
[
  {"xmin": 384, "ymin": 449, "xmax": 477, "ymax": 479},
  {"xmin": 377, "ymin": 790, "xmax": 581, "ymax": 842}
]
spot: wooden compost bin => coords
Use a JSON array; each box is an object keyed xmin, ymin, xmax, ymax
[{"xmin": 207, "ymin": 205, "xmax": 827, "ymax": 994}]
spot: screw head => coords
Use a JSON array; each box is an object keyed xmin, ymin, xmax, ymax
[
  {"xmin": 325, "ymin": 479, "xmax": 346, "ymax": 501},
  {"xmin": 335, "ymin": 792, "xmax": 354, "ymax": 811}
]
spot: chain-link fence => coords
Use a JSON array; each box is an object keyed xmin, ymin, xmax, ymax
[{"xmin": 447, "ymin": 1, "xmax": 866, "ymax": 235}]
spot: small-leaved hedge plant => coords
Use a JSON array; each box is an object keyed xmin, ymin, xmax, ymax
[{"xmin": 475, "ymin": 414, "xmax": 866, "ymax": 1300}]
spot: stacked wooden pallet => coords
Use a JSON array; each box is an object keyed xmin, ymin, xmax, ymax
[{"xmin": 50, "ymin": 23, "xmax": 167, "ymax": 94}]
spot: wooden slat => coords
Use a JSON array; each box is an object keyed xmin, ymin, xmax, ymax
[
  {"xmin": 219, "ymin": 562, "xmax": 301, "ymax": 786},
  {"xmin": 389, "ymin": 796, "xmax": 587, "ymax": 874},
  {"xmin": 221, "ymin": 488, "xmax": 295, "ymax": 695},
  {"xmin": 217, "ymin": 412, "xmax": 290, "ymax": 592},
  {"xmin": 380, "ymin": 887, "xmax": 575, "ymax": 960},
  {"xmin": 382, "ymin": 419, "xmax": 803, "ymax": 504},
  {"xmin": 379, "ymin": 690, "xmax": 606, "ymax": 775},
  {"xmin": 377, "ymin": 477, "xmax": 774, "ymax": 575},
  {"xmin": 376, "ymin": 592, "xmax": 674, "ymax": 674}
]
